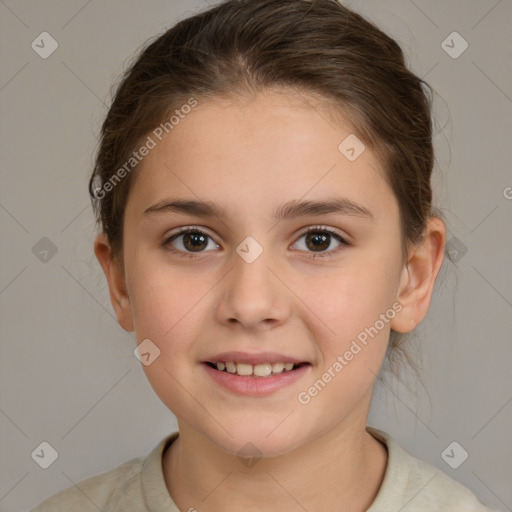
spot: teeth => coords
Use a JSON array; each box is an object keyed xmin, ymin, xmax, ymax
[
  {"xmin": 213, "ymin": 361, "xmax": 301, "ymax": 377},
  {"xmin": 272, "ymin": 362, "xmax": 284, "ymax": 374},
  {"xmin": 236, "ymin": 363, "xmax": 253, "ymax": 376},
  {"xmin": 225, "ymin": 361, "xmax": 236, "ymax": 374},
  {"xmin": 253, "ymin": 363, "xmax": 272, "ymax": 377}
]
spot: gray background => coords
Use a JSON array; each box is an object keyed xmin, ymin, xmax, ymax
[{"xmin": 1, "ymin": 1, "xmax": 511, "ymax": 511}]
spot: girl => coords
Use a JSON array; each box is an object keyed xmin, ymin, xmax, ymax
[{"xmin": 32, "ymin": 0, "xmax": 494, "ymax": 510}]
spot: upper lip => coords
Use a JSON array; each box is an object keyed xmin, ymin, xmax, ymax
[{"xmin": 204, "ymin": 351, "xmax": 309, "ymax": 365}]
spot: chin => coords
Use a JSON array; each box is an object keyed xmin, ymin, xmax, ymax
[{"xmin": 200, "ymin": 417, "xmax": 312, "ymax": 460}]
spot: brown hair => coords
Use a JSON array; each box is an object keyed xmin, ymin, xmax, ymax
[{"xmin": 89, "ymin": 0, "xmax": 441, "ymax": 379}]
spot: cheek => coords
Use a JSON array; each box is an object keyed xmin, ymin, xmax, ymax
[
  {"xmin": 127, "ymin": 252, "xmax": 194, "ymax": 340},
  {"xmin": 294, "ymin": 271, "xmax": 395, "ymax": 422},
  {"xmin": 127, "ymin": 261, "xmax": 213, "ymax": 421},
  {"xmin": 294, "ymin": 254, "xmax": 401, "ymax": 410},
  {"xmin": 126, "ymin": 251, "xmax": 217, "ymax": 349},
  {"xmin": 300, "ymin": 258, "xmax": 400, "ymax": 349}
]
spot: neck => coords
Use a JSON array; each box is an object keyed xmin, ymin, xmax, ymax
[{"xmin": 163, "ymin": 398, "xmax": 387, "ymax": 511}]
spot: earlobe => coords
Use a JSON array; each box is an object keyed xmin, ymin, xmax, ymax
[
  {"xmin": 94, "ymin": 233, "xmax": 135, "ymax": 332},
  {"xmin": 390, "ymin": 217, "xmax": 446, "ymax": 333}
]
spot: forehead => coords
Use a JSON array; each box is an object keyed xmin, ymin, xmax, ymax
[{"xmin": 126, "ymin": 89, "xmax": 395, "ymax": 220}]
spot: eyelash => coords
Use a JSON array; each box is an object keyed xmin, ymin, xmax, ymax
[{"xmin": 162, "ymin": 225, "xmax": 349, "ymax": 260}]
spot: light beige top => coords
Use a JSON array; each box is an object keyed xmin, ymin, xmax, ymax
[{"xmin": 31, "ymin": 427, "xmax": 495, "ymax": 511}]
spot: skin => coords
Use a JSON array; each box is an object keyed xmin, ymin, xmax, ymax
[{"xmin": 95, "ymin": 88, "xmax": 446, "ymax": 511}]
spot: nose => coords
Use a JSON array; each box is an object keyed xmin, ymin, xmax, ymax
[{"xmin": 215, "ymin": 243, "xmax": 290, "ymax": 331}]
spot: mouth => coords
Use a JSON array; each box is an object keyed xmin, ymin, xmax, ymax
[
  {"xmin": 204, "ymin": 361, "xmax": 309, "ymax": 377},
  {"xmin": 201, "ymin": 352, "xmax": 312, "ymax": 396}
]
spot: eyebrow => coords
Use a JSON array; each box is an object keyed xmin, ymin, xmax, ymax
[{"xmin": 143, "ymin": 197, "xmax": 375, "ymax": 221}]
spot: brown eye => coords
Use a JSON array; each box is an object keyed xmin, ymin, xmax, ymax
[
  {"xmin": 164, "ymin": 228, "xmax": 219, "ymax": 255},
  {"xmin": 305, "ymin": 232, "xmax": 331, "ymax": 252},
  {"xmin": 182, "ymin": 232, "xmax": 208, "ymax": 252},
  {"xmin": 292, "ymin": 227, "xmax": 348, "ymax": 258}
]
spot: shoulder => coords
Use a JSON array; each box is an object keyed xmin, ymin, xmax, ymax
[
  {"xmin": 30, "ymin": 434, "xmax": 178, "ymax": 512},
  {"xmin": 367, "ymin": 427, "xmax": 495, "ymax": 512},
  {"xmin": 30, "ymin": 456, "xmax": 144, "ymax": 512}
]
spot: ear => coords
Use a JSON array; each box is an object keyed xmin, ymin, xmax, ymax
[
  {"xmin": 94, "ymin": 233, "xmax": 134, "ymax": 332},
  {"xmin": 391, "ymin": 217, "xmax": 446, "ymax": 333}
]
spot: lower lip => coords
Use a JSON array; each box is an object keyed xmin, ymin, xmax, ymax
[{"xmin": 203, "ymin": 363, "xmax": 311, "ymax": 396}]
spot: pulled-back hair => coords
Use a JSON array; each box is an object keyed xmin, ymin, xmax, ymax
[{"xmin": 89, "ymin": 0, "xmax": 441, "ymax": 380}]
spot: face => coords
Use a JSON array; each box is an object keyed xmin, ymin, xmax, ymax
[{"xmin": 102, "ymin": 89, "xmax": 421, "ymax": 457}]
